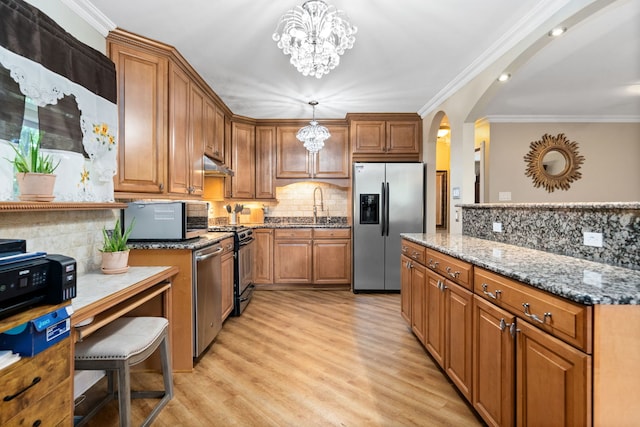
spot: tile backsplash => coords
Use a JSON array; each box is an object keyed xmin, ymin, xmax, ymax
[
  {"xmin": 0, "ymin": 209, "xmax": 119, "ymax": 274},
  {"xmin": 461, "ymin": 202, "xmax": 640, "ymax": 270},
  {"xmin": 208, "ymin": 181, "xmax": 349, "ymax": 225}
]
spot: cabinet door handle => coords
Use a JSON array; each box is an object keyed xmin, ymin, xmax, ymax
[
  {"xmin": 159, "ymin": 183, "xmax": 164, "ymax": 191},
  {"xmin": 522, "ymin": 303, "xmax": 552, "ymax": 324},
  {"xmin": 4, "ymin": 376, "xmax": 41, "ymax": 401},
  {"xmin": 482, "ymin": 283, "xmax": 501, "ymax": 299},
  {"xmin": 446, "ymin": 266, "xmax": 460, "ymax": 278},
  {"xmin": 438, "ymin": 280, "xmax": 447, "ymax": 292}
]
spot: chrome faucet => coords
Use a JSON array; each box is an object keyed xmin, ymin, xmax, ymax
[{"xmin": 313, "ymin": 186, "xmax": 324, "ymax": 224}]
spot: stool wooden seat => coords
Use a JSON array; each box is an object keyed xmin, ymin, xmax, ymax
[{"xmin": 74, "ymin": 317, "xmax": 173, "ymax": 427}]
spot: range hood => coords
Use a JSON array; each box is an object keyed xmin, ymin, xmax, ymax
[{"xmin": 203, "ymin": 155, "xmax": 234, "ymax": 176}]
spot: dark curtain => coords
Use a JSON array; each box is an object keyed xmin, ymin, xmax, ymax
[
  {"xmin": 0, "ymin": 65, "xmax": 24, "ymax": 142},
  {"xmin": 0, "ymin": 0, "xmax": 116, "ymax": 103},
  {"xmin": 39, "ymin": 95, "xmax": 89, "ymax": 157}
]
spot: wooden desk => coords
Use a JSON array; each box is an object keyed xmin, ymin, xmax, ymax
[{"xmin": 71, "ymin": 266, "xmax": 178, "ymax": 342}]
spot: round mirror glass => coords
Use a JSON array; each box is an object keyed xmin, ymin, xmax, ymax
[{"xmin": 542, "ymin": 150, "xmax": 567, "ymax": 176}]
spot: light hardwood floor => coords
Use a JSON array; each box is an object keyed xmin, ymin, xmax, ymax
[{"xmin": 78, "ymin": 290, "xmax": 483, "ymax": 426}]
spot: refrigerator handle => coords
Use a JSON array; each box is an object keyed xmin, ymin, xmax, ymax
[
  {"xmin": 380, "ymin": 182, "xmax": 386, "ymax": 236},
  {"xmin": 385, "ymin": 182, "xmax": 390, "ymax": 236}
]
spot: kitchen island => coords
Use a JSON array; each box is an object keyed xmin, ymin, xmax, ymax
[{"xmin": 400, "ymin": 233, "xmax": 639, "ymax": 426}]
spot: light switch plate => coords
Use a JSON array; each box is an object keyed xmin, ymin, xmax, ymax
[
  {"xmin": 493, "ymin": 222, "xmax": 502, "ymax": 233},
  {"xmin": 583, "ymin": 232, "xmax": 603, "ymax": 247},
  {"xmin": 498, "ymin": 191, "xmax": 512, "ymax": 201}
]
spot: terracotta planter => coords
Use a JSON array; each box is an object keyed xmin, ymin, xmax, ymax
[
  {"xmin": 16, "ymin": 172, "xmax": 56, "ymax": 202},
  {"xmin": 101, "ymin": 250, "xmax": 130, "ymax": 274}
]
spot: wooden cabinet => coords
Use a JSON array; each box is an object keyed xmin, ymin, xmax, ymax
[
  {"xmin": 220, "ymin": 237, "xmax": 235, "ymax": 321},
  {"xmin": 473, "ymin": 295, "xmax": 516, "ymax": 427},
  {"xmin": 205, "ymin": 98, "xmax": 225, "ymax": 163},
  {"xmin": 473, "ymin": 266, "xmax": 593, "ymax": 427},
  {"xmin": 276, "ymin": 125, "xmax": 350, "ymax": 179},
  {"xmin": 271, "ymin": 228, "xmax": 351, "ymax": 286},
  {"xmin": 168, "ymin": 63, "xmax": 204, "ymax": 196},
  {"xmin": 516, "ymin": 319, "xmax": 591, "ymax": 427},
  {"xmin": 230, "ymin": 120, "xmax": 255, "ymax": 199},
  {"xmin": 409, "ymin": 259, "xmax": 427, "ymax": 344},
  {"xmin": 349, "ymin": 114, "xmax": 422, "ymax": 161},
  {"xmin": 255, "ymin": 126, "xmax": 276, "ymax": 199},
  {"xmin": 0, "ymin": 306, "xmax": 71, "ymax": 426},
  {"xmin": 312, "ymin": 228, "xmax": 351, "ymax": 284},
  {"xmin": 400, "ymin": 254, "xmax": 412, "ymax": 324},
  {"xmin": 403, "ymin": 240, "xmax": 474, "ymax": 401},
  {"xmin": 273, "ymin": 228, "xmax": 312, "ymax": 284},
  {"xmin": 253, "ymin": 229, "xmax": 274, "ymax": 284},
  {"xmin": 108, "ymin": 38, "xmax": 167, "ymax": 194}
]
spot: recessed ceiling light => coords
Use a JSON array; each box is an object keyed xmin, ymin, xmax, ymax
[
  {"xmin": 497, "ymin": 73, "xmax": 511, "ymax": 82},
  {"xmin": 548, "ymin": 27, "xmax": 567, "ymax": 37}
]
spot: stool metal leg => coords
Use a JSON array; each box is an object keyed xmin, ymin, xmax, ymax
[{"xmin": 118, "ymin": 361, "xmax": 132, "ymax": 427}]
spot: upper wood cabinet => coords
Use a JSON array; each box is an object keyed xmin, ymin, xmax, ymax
[
  {"xmin": 255, "ymin": 126, "xmax": 276, "ymax": 199},
  {"xmin": 349, "ymin": 114, "xmax": 422, "ymax": 162},
  {"xmin": 275, "ymin": 125, "xmax": 350, "ymax": 179},
  {"xmin": 108, "ymin": 29, "xmax": 226, "ymax": 199},
  {"xmin": 108, "ymin": 39, "xmax": 168, "ymax": 194},
  {"xmin": 230, "ymin": 120, "xmax": 255, "ymax": 199},
  {"xmin": 167, "ymin": 63, "xmax": 204, "ymax": 196},
  {"xmin": 205, "ymin": 98, "xmax": 225, "ymax": 163}
]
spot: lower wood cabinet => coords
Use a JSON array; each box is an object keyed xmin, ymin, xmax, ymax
[
  {"xmin": 273, "ymin": 229, "xmax": 312, "ymax": 284},
  {"xmin": 0, "ymin": 339, "xmax": 71, "ymax": 426},
  {"xmin": 401, "ymin": 238, "xmax": 595, "ymax": 427},
  {"xmin": 270, "ymin": 228, "xmax": 351, "ymax": 286},
  {"xmin": 516, "ymin": 318, "xmax": 590, "ymax": 427},
  {"xmin": 220, "ymin": 237, "xmax": 235, "ymax": 321},
  {"xmin": 473, "ymin": 295, "xmax": 516, "ymax": 427},
  {"xmin": 253, "ymin": 229, "xmax": 274, "ymax": 284}
]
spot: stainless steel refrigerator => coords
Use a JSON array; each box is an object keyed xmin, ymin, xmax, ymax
[{"xmin": 353, "ymin": 162, "xmax": 424, "ymax": 291}]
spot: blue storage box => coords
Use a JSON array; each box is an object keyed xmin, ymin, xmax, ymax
[{"xmin": 0, "ymin": 306, "xmax": 73, "ymax": 356}]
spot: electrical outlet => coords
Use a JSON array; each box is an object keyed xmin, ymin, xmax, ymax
[
  {"xmin": 493, "ymin": 222, "xmax": 502, "ymax": 233},
  {"xmin": 583, "ymin": 232, "xmax": 603, "ymax": 247}
]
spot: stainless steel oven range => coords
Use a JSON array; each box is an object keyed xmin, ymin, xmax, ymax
[{"xmin": 209, "ymin": 225, "xmax": 255, "ymax": 315}]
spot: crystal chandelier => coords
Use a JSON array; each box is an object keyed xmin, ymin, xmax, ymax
[
  {"xmin": 297, "ymin": 101, "xmax": 331, "ymax": 153},
  {"xmin": 272, "ymin": 0, "xmax": 357, "ymax": 78}
]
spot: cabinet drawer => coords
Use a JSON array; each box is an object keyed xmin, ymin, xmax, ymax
[
  {"xmin": 401, "ymin": 240, "xmax": 426, "ymax": 265},
  {"xmin": 475, "ymin": 268, "xmax": 592, "ymax": 353},
  {"xmin": 220, "ymin": 237, "xmax": 234, "ymax": 255},
  {"xmin": 4, "ymin": 377, "xmax": 71, "ymax": 427},
  {"xmin": 274, "ymin": 228, "xmax": 312, "ymax": 239},
  {"xmin": 0, "ymin": 340, "xmax": 70, "ymax": 424},
  {"xmin": 426, "ymin": 249, "xmax": 472, "ymax": 290},
  {"xmin": 313, "ymin": 228, "xmax": 351, "ymax": 239}
]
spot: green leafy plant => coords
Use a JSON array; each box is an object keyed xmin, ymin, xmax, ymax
[
  {"xmin": 101, "ymin": 218, "xmax": 135, "ymax": 252},
  {"xmin": 7, "ymin": 131, "xmax": 60, "ymax": 174}
]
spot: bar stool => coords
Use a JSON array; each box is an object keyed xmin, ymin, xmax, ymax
[{"xmin": 74, "ymin": 317, "xmax": 173, "ymax": 427}]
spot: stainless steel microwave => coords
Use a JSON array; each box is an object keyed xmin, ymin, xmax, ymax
[{"xmin": 122, "ymin": 201, "xmax": 209, "ymax": 241}]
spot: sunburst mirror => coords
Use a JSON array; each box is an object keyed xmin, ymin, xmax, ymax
[{"xmin": 523, "ymin": 133, "xmax": 585, "ymax": 192}]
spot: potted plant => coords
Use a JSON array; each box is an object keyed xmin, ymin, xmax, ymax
[
  {"xmin": 7, "ymin": 131, "xmax": 60, "ymax": 201},
  {"xmin": 100, "ymin": 217, "xmax": 135, "ymax": 274}
]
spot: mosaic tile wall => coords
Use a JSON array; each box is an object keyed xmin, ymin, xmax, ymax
[
  {"xmin": 0, "ymin": 210, "xmax": 119, "ymax": 274},
  {"xmin": 461, "ymin": 203, "xmax": 640, "ymax": 270}
]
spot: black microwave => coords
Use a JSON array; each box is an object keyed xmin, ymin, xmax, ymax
[{"xmin": 122, "ymin": 201, "xmax": 209, "ymax": 241}]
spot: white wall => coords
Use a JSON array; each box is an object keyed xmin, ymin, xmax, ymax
[{"xmin": 488, "ymin": 122, "xmax": 640, "ymax": 202}]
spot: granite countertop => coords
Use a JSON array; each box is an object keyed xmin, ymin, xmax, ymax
[
  {"xmin": 251, "ymin": 223, "xmax": 351, "ymax": 229},
  {"xmin": 457, "ymin": 202, "xmax": 640, "ymax": 210},
  {"xmin": 128, "ymin": 232, "xmax": 234, "ymax": 250},
  {"xmin": 401, "ymin": 233, "xmax": 640, "ymax": 305}
]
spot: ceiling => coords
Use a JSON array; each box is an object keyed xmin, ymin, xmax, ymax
[{"xmin": 76, "ymin": 0, "xmax": 639, "ymax": 121}]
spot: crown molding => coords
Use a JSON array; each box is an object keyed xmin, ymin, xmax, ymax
[
  {"xmin": 418, "ymin": 0, "xmax": 571, "ymax": 118},
  {"xmin": 482, "ymin": 115, "xmax": 640, "ymax": 123},
  {"xmin": 60, "ymin": 0, "xmax": 116, "ymax": 37}
]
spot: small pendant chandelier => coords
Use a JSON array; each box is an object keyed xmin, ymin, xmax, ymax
[
  {"xmin": 272, "ymin": 0, "xmax": 357, "ymax": 79},
  {"xmin": 297, "ymin": 101, "xmax": 330, "ymax": 153}
]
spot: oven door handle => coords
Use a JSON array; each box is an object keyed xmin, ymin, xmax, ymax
[{"xmin": 195, "ymin": 246, "xmax": 223, "ymax": 262}]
